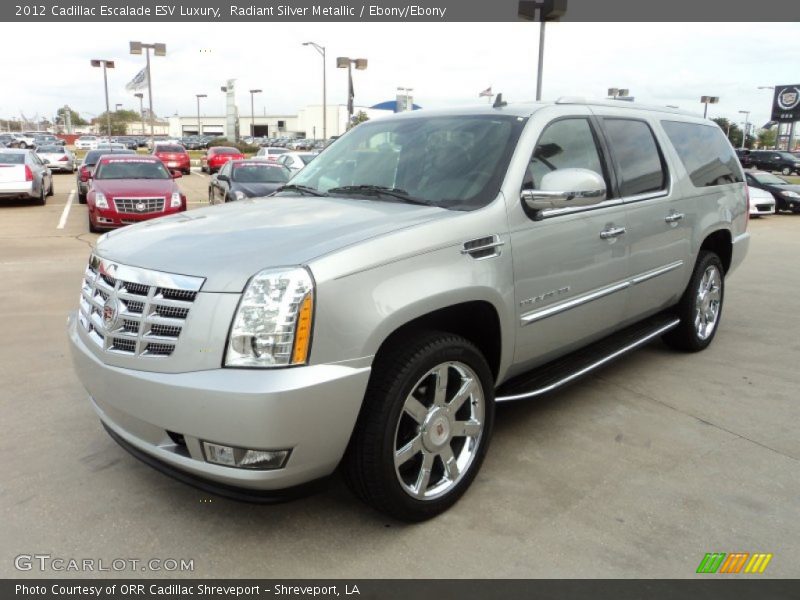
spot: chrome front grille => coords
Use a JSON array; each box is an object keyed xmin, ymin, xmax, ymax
[
  {"xmin": 78, "ymin": 255, "xmax": 204, "ymax": 358},
  {"xmin": 113, "ymin": 197, "xmax": 165, "ymax": 214}
]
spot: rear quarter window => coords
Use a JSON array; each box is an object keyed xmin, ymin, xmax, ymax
[{"xmin": 661, "ymin": 121, "xmax": 743, "ymax": 187}]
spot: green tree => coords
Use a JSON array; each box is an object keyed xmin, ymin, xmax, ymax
[
  {"xmin": 757, "ymin": 128, "xmax": 777, "ymax": 149},
  {"xmin": 57, "ymin": 107, "xmax": 88, "ymax": 127},
  {"xmin": 347, "ymin": 110, "xmax": 370, "ymax": 130},
  {"xmin": 94, "ymin": 109, "xmax": 142, "ymax": 136}
]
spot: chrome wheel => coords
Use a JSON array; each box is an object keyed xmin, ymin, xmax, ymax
[
  {"xmin": 694, "ymin": 265, "xmax": 721, "ymax": 340},
  {"xmin": 393, "ymin": 361, "xmax": 485, "ymax": 501}
]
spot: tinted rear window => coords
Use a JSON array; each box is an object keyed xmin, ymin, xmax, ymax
[
  {"xmin": 38, "ymin": 146, "xmax": 63, "ymax": 153},
  {"xmin": 603, "ymin": 119, "xmax": 667, "ymax": 197},
  {"xmin": 0, "ymin": 154, "xmax": 25, "ymax": 164},
  {"xmin": 156, "ymin": 145, "xmax": 185, "ymax": 153},
  {"xmin": 661, "ymin": 121, "xmax": 743, "ymax": 187},
  {"xmin": 214, "ymin": 147, "xmax": 240, "ymax": 154},
  {"xmin": 84, "ymin": 150, "xmax": 135, "ymax": 164}
]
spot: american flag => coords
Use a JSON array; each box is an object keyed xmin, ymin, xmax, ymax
[{"xmin": 478, "ymin": 86, "xmax": 493, "ymax": 97}]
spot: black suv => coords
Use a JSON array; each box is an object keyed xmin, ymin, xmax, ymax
[
  {"xmin": 735, "ymin": 148, "xmax": 753, "ymax": 168},
  {"xmin": 748, "ymin": 150, "xmax": 800, "ymax": 176}
]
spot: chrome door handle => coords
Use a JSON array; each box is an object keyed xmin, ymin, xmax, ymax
[
  {"xmin": 599, "ymin": 226, "xmax": 627, "ymax": 239},
  {"xmin": 665, "ymin": 212, "xmax": 685, "ymax": 223}
]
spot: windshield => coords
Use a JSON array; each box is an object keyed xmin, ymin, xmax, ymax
[
  {"xmin": 282, "ymin": 114, "xmax": 527, "ymax": 210},
  {"xmin": 778, "ymin": 152, "xmax": 800, "ymax": 160},
  {"xmin": 84, "ymin": 150, "xmax": 135, "ymax": 165},
  {"xmin": 94, "ymin": 160, "xmax": 170, "ymax": 180},
  {"xmin": 232, "ymin": 164, "xmax": 289, "ymax": 183},
  {"xmin": 752, "ymin": 173, "xmax": 788, "ymax": 185}
]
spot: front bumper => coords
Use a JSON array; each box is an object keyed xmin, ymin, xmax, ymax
[
  {"xmin": 89, "ymin": 204, "xmax": 185, "ymax": 228},
  {"xmin": 68, "ymin": 313, "xmax": 371, "ymax": 492}
]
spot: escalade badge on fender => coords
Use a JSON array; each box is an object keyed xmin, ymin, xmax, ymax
[{"xmin": 102, "ymin": 294, "xmax": 121, "ymax": 332}]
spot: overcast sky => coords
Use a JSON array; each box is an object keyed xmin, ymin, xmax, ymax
[{"xmin": 2, "ymin": 22, "xmax": 798, "ymax": 129}]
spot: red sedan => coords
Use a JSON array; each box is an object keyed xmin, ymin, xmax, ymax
[
  {"xmin": 86, "ymin": 156, "xmax": 187, "ymax": 233},
  {"xmin": 201, "ymin": 146, "xmax": 245, "ymax": 174},
  {"xmin": 153, "ymin": 143, "xmax": 191, "ymax": 175}
]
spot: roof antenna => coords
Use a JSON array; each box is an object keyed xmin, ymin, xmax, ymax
[{"xmin": 493, "ymin": 93, "xmax": 507, "ymax": 108}]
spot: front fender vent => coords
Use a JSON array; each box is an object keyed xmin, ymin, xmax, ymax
[{"xmin": 461, "ymin": 235, "xmax": 504, "ymax": 260}]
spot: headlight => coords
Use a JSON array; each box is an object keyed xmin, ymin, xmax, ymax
[
  {"xmin": 94, "ymin": 192, "xmax": 109, "ymax": 209},
  {"xmin": 234, "ymin": 190, "xmax": 245, "ymax": 200},
  {"xmin": 225, "ymin": 267, "xmax": 314, "ymax": 368},
  {"xmin": 170, "ymin": 191, "xmax": 182, "ymax": 208}
]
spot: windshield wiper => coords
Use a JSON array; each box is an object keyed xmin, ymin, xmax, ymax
[
  {"xmin": 275, "ymin": 184, "xmax": 327, "ymax": 196},
  {"xmin": 327, "ymin": 185, "xmax": 434, "ymax": 206}
]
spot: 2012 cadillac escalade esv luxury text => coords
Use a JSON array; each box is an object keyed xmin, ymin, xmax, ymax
[{"xmin": 69, "ymin": 99, "xmax": 749, "ymax": 521}]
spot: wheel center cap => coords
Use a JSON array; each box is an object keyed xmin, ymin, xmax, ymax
[{"xmin": 422, "ymin": 410, "xmax": 451, "ymax": 450}]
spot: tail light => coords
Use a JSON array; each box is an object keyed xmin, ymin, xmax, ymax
[
  {"xmin": 59, "ymin": 156, "xmax": 68, "ymax": 162},
  {"xmin": 24, "ymin": 165, "xmax": 33, "ymax": 182},
  {"xmin": 79, "ymin": 167, "xmax": 90, "ymax": 182}
]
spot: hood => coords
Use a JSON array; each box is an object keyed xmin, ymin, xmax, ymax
[
  {"xmin": 96, "ymin": 196, "xmax": 453, "ymax": 292},
  {"xmin": 92, "ymin": 179, "xmax": 177, "ymax": 197},
  {"xmin": 230, "ymin": 182, "xmax": 283, "ymax": 197}
]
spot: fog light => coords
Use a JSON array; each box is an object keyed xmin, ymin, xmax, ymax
[{"xmin": 202, "ymin": 441, "xmax": 290, "ymax": 470}]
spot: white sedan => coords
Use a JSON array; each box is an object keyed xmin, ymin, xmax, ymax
[
  {"xmin": 748, "ymin": 185, "xmax": 776, "ymax": 216},
  {"xmin": 276, "ymin": 151, "xmax": 318, "ymax": 174}
]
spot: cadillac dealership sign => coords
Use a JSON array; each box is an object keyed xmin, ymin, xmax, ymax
[{"xmin": 772, "ymin": 85, "xmax": 800, "ymax": 122}]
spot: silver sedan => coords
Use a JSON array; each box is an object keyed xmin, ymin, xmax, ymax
[
  {"xmin": 0, "ymin": 148, "xmax": 53, "ymax": 205},
  {"xmin": 36, "ymin": 145, "xmax": 77, "ymax": 173}
]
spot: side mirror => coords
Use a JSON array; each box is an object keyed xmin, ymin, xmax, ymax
[
  {"xmin": 171, "ymin": 170, "xmax": 182, "ymax": 179},
  {"xmin": 521, "ymin": 168, "xmax": 606, "ymax": 212},
  {"xmin": 218, "ymin": 174, "xmax": 229, "ymax": 182}
]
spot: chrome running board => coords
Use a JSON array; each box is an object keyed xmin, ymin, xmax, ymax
[{"xmin": 495, "ymin": 314, "xmax": 681, "ymax": 403}]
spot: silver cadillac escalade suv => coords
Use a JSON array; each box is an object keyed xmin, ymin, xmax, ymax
[{"xmin": 69, "ymin": 99, "xmax": 749, "ymax": 521}]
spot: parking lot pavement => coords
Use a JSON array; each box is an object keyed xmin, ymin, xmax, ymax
[{"xmin": 1, "ymin": 186, "xmax": 798, "ymax": 578}]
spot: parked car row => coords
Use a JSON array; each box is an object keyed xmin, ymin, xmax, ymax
[
  {"xmin": 746, "ymin": 171, "xmax": 800, "ymax": 214},
  {"xmin": 737, "ymin": 149, "xmax": 800, "ymax": 175}
]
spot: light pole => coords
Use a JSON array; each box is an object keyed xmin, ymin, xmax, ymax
[
  {"xmin": 519, "ymin": 1, "xmax": 567, "ymax": 100},
  {"xmin": 739, "ymin": 110, "xmax": 750, "ymax": 150},
  {"xmin": 302, "ymin": 42, "xmax": 326, "ymax": 140},
  {"xmin": 397, "ymin": 86, "xmax": 413, "ymax": 112},
  {"xmin": 134, "ymin": 93, "xmax": 145, "ymax": 135},
  {"xmin": 90, "ymin": 59, "xmax": 115, "ymax": 138},
  {"xmin": 337, "ymin": 56, "xmax": 368, "ymax": 126},
  {"xmin": 195, "ymin": 94, "xmax": 206, "ymax": 137},
  {"xmin": 129, "ymin": 41, "xmax": 166, "ymax": 148},
  {"xmin": 249, "ymin": 89, "xmax": 261, "ymax": 138},
  {"xmin": 700, "ymin": 95, "xmax": 719, "ymax": 118}
]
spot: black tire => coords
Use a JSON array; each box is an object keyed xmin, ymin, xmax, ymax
[
  {"xmin": 46, "ymin": 179, "xmax": 54, "ymax": 197},
  {"xmin": 781, "ymin": 167, "xmax": 792, "ymax": 176},
  {"xmin": 88, "ymin": 212, "xmax": 101, "ymax": 234},
  {"xmin": 662, "ymin": 251, "xmax": 724, "ymax": 352},
  {"xmin": 78, "ymin": 192, "xmax": 87, "ymax": 205},
  {"xmin": 343, "ymin": 331, "xmax": 495, "ymax": 522},
  {"xmin": 208, "ymin": 189, "xmax": 214, "ymax": 204},
  {"xmin": 35, "ymin": 186, "xmax": 46, "ymax": 206}
]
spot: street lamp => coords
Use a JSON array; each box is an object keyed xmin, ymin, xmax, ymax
[
  {"xmin": 115, "ymin": 103, "xmax": 122, "ymax": 111},
  {"xmin": 90, "ymin": 59, "xmax": 115, "ymax": 138},
  {"xmin": 337, "ymin": 56, "xmax": 368, "ymax": 125},
  {"xmin": 519, "ymin": 1, "xmax": 567, "ymax": 101},
  {"xmin": 129, "ymin": 41, "xmax": 166, "ymax": 147},
  {"xmin": 397, "ymin": 86, "xmax": 414, "ymax": 112},
  {"xmin": 700, "ymin": 95, "xmax": 719, "ymax": 118},
  {"xmin": 738, "ymin": 110, "xmax": 750, "ymax": 150},
  {"xmin": 134, "ymin": 93, "xmax": 145, "ymax": 135},
  {"xmin": 302, "ymin": 42, "xmax": 327, "ymax": 140},
  {"xmin": 249, "ymin": 89, "xmax": 261, "ymax": 138},
  {"xmin": 195, "ymin": 94, "xmax": 207, "ymax": 137}
]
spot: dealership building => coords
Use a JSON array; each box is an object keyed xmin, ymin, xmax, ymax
[{"xmin": 166, "ymin": 104, "xmax": 395, "ymax": 139}]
